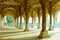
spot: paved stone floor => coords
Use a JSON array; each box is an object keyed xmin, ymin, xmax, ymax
[{"xmin": 0, "ymin": 27, "xmax": 60, "ymax": 40}]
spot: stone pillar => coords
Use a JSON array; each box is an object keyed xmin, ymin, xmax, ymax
[
  {"xmin": 24, "ymin": 18, "xmax": 26, "ymax": 28},
  {"xmin": 0, "ymin": 15, "xmax": 2, "ymax": 29},
  {"xmin": 49, "ymin": 14, "xmax": 53, "ymax": 30},
  {"xmin": 38, "ymin": 8, "xmax": 41, "ymax": 29},
  {"xmin": 19, "ymin": 16, "xmax": 23, "ymax": 29},
  {"xmin": 38, "ymin": 4, "xmax": 50, "ymax": 38},
  {"xmin": 24, "ymin": 0, "xmax": 29, "ymax": 31},
  {"xmin": 32, "ymin": 16, "xmax": 34, "ymax": 28},
  {"xmin": 24, "ymin": 17, "xmax": 29, "ymax": 31},
  {"xmin": 19, "ymin": 6, "xmax": 23, "ymax": 29},
  {"xmin": 14, "ymin": 18, "xmax": 18, "ymax": 28},
  {"xmin": 48, "ymin": 1, "xmax": 53, "ymax": 30},
  {"xmin": 38, "ymin": 16, "xmax": 40, "ymax": 29},
  {"xmin": 54, "ymin": 14, "xmax": 57, "ymax": 28},
  {"xmin": 17, "ymin": 18, "xmax": 19, "ymax": 28}
]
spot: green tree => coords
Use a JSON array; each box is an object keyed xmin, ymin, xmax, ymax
[{"xmin": 6, "ymin": 16, "xmax": 13, "ymax": 24}]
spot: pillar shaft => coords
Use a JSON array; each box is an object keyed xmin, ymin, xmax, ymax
[
  {"xmin": 17, "ymin": 18, "xmax": 18, "ymax": 28},
  {"xmin": 19, "ymin": 6, "xmax": 23, "ymax": 29},
  {"xmin": 24, "ymin": 0, "xmax": 29, "ymax": 31},
  {"xmin": 48, "ymin": 1, "xmax": 53, "ymax": 30},
  {"xmin": 19, "ymin": 16, "xmax": 23, "ymax": 29},
  {"xmin": 38, "ymin": 16, "xmax": 40, "ymax": 29},
  {"xmin": 42, "ymin": 8, "xmax": 46, "ymax": 31},
  {"xmin": 38, "ymin": 4, "xmax": 50, "ymax": 38},
  {"xmin": 15, "ymin": 19, "xmax": 18, "ymax": 28},
  {"xmin": 0, "ymin": 15, "xmax": 2, "ymax": 29},
  {"xmin": 24, "ymin": 16, "xmax": 29, "ymax": 31},
  {"xmin": 49, "ymin": 14, "xmax": 53, "ymax": 30},
  {"xmin": 38, "ymin": 8, "xmax": 41, "ymax": 29},
  {"xmin": 26, "ymin": 17, "xmax": 28, "ymax": 29},
  {"xmin": 54, "ymin": 15, "xmax": 57, "ymax": 28},
  {"xmin": 32, "ymin": 16, "xmax": 34, "ymax": 28},
  {"xmin": 50, "ymin": 15, "xmax": 52, "ymax": 27},
  {"xmin": 15, "ymin": 19, "xmax": 17, "ymax": 27},
  {"xmin": 16, "ymin": 18, "xmax": 19, "ymax": 28}
]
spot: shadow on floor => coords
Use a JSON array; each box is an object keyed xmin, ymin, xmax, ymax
[
  {"xmin": 0, "ymin": 30, "xmax": 38, "ymax": 37},
  {"xmin": 0, "ymin": 36, "xmax": 42, "ymax": 40},
  {"xmin": 0, "ymin": 31, "xmax": 23, "ymax": 35}
]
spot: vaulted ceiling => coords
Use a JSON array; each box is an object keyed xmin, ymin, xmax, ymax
[{"xmin": 0, "ymin": 0, "xmax": 60, "ymax": 19}]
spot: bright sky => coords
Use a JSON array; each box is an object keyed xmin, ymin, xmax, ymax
[{"xmin": 57, "ymin": 12, "xmax": 60, "ymax": 22}]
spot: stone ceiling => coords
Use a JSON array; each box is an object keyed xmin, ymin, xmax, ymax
[{"xmin": 0, "ymin": 0, "xmax": 60, "ymax": 18}]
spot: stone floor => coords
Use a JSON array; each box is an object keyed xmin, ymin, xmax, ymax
[{"xmin": 0, "ymin": 27, "xmax": 60, "ymax": 40}]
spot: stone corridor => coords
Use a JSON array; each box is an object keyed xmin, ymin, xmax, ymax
[{"xmin": 0, "ymin": 0, "xmax": 60, "ymax": 40}]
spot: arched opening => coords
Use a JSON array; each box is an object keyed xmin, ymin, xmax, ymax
[
  {"xmin": 35, "ymin": 16, "xmax": 38, "ymax": 28},
  {"xmin": 46, "ymin": 14, "xmax": 54, "ymax": 30},
  {"xmin": 3, "ymin": 15, "xmax": 14, "ymax": 28},
  {"xmin": 54, "ymin": 9, "xmax": 60, "ymax": 28},
  {"xmin": 28, "ymin": 17, "xmax": 32, "ymax": 28},
  {"xmin": 57, "ymin": 12, "xmax": 60, "ymax": 28},
  {"xmin": 1, "ymin": 7, "xmax": 17, "ymax": 29},
  {"xmin": 46, "ymin": 14, "xmax": 50, "ymax": 29},
  {"xmin": 21, "ymin": 17, "xmax": 25, "ymax": 28}
]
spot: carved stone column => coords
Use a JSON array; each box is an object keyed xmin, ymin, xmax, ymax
[
  {"xmin": 38, "ymin": 3, "xmax": 50, "ymax": 38},
  {"xmin": 38, "ymin": 16, "xmax": 41, "ymax": 29},
  {"xmin": 19, "ymin": 16, "xmax": 23, "ymax": 29},
  {"xmin": 17, "ymin": 18, "xmax": 19, "ymax": 28},
  {"xmin": 54, "ymin": 14, "xmax": 57, "ymax": 28},
  {"xmin": 0, "ymin": 15, "xmax": 2, "ymax": 29},
  {"xmin": 14, "ymin": 18, "xmax": 18, "ymax": 28},
  {"xmin": 38, "ymin": 8, "xmax": 41, "ymax": 29},
  {"xmin": 49, "ymin": 14, "xmax": 53, "ymax": 30},
  {"xmin": 24, "ymin": 0, "xmax": 29, "ymax": 31},
  {"xmin": 48, "ymin": 1, "xmax": 53, "ymax": 30},
  {"xmin": 32, "ymin": 16, "xmax": 34, "ymax": 28},
  {"xmin": 24, "ymin": 17, "xmax": 29, "ymax": 31},
  {"xmin": 24, "ymin": 18, "xmax": 26, "ymax": 28}
]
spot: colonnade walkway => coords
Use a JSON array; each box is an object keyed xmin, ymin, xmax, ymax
[{"xmin": 0, "ymin": 27, "xmax": 60, "ymax": 40}]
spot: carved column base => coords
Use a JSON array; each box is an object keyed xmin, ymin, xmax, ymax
[
  {"xmin": 24, "ymin": 28, "xmax": 29, "ymax": 31},
  {"xmin": 19, "ymin": 27, "xmax": 23, "ymax": 29},
  {"xmin": 38, "ymin": 30, "xmax": 50, "ymax": 39},
  {"xmin": 48, "ymin": 26, "xmax": 54, "ymax": 30}
]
